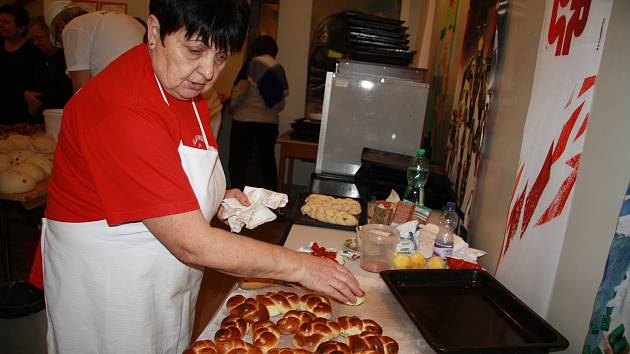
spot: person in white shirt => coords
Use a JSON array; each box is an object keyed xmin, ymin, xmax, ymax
[{"xmin": 45, "ymin": 0, "xmax": 145, "ymax": 92}]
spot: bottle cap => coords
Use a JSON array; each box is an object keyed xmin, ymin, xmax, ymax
[{"xmin": 446, "ymin": 201, "xmax": 456, "ymax": 210}]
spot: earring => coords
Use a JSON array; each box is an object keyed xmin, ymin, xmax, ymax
[{"xmin": 149, "ymin": 42, "xmax": 155, "ymax": 49}]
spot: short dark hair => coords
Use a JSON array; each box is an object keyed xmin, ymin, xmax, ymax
[
  {"xmin": 149, "ymin": 0, "xmax": 249, "ymax": 55},
  {"xmin": 0, "ymin": 4, "xmax": 30, "ymax": 30},
  {"xmin": 251, "ymin": 35, "xmax": 278, "ymax": 57}
]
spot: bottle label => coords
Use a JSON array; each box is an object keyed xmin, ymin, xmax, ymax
[
  {"xmin": 433, "ymin": 243, "xmax": 453, "ymax": 259},
  {"xmin": 397, "ymin": 240, "xmax": 415, "ymax": 253}
]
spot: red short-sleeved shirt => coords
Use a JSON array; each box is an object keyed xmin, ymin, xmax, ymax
[
  {"xmin": 46, "ymin": 44, "xmax": 218, "ymax": 224},
  {"xmin": 30, "ymin": 44, "xmax": 219, "ymax": 289}
]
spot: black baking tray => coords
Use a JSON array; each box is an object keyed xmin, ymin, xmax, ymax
[
  {"xmin": 380, "ymin": 269, "xmax": 569, "ymax": 354},
  {"xmin": 290, "ymin": 192, "xmax": 367, "ymax": 231},
  {"xmin": 349, "ymin": 25, "xmax": 410, "ymax": 39},
  {"xmin": 344, "ymin": 11, "xmax": 405, "ymax": 25}
]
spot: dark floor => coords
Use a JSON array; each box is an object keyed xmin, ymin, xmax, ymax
[{"xmin": 0, "ymin": 201, "xmax": 47, "ymax": 353}]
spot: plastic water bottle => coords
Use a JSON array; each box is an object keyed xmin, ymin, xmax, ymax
[
  {"xmin": 433, "ymin": 202, "xmax": 458, "ymax": 259},
  {"xmin": 403, "ymin": 148, "xmax": 430, "ymax": 206}
]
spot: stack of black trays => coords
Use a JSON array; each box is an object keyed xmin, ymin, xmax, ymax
[{"xmin": 344, "ymin": 11, "xmax": 415, "ymax": 66}]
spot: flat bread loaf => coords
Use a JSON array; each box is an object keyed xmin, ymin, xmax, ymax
[
  {"xmin": 32, "ymin": 134, "xmax": 56, "ymax": 153},
  {"xmin": 10, "ymin": 162, "xmax": 46, "ymax": 182},
  {"xmin": 25, "ymin": 154, "xmax": 53, "ymax": 176},
  {"xmin": 0, "ymin": 170, "xmax": 36, "ymax": 194},
  {"xmin": 7, "ymin": 134, "xmax": 33, "ymax": 150},
  {"xmin": 0, "ymin": 154, "xmax": 10, "ymax": 172},
  {"xmin": 0, "ymin": 140, "xmax": 17, "ymax": 153}
]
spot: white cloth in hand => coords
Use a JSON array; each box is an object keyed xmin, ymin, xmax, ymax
[{"xmin": 221, "ymin": 186, "xmax": 288, "ymax": 233}]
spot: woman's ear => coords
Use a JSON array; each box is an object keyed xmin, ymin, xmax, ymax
[{"xmin": 146, "ymin": 14, "xmax": 160, "ymax": 49}]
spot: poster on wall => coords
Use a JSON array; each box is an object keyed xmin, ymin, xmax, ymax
[
  {"xmin": 305, "ymin": 0, "xmax": 402, "ymax": 115},
  {"xmin": 583, "ymin": 182, "xmax": 630, "ymax": 354},
  {"xmin": 444, "ymin": 0, "xmax": 498, "ymax": 228},
  {"xmin": 495, "ymin": 0, "xmax": 614, "ymax": 316},
  {"xmin": 425, "ymin": 0, "xmax": 459, "ymax": 158}
]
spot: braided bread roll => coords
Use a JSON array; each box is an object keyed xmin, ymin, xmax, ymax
[
  {"xmin": 347, "ymin": 331, "xmax": 399, "ymax": 354},
  {"xmin": 183, "ymin": 340, "xmax": 217, "ymax": 354},
  {"xmin": 251, "ymin": 320, "xmax": 281, "ymax": 353},
  {"xmin": 255, "ymin": 291, "xmax": 299, "ymax": 317},
  {"xmin": 214, "ymin": 314, "xmax": 248, "ymax": 340},
  {"xmin": 215, "ymin": 338, "xmax": 263, "ymax": 354},
  {"xmin": 314, "ymin": 341, "xmax": 352, "ymax": 354},
  {"xmin": 301, "ymin": 204, "xmax": 358, "ymax": 226},
  {"xmin": 297, "ymin": 294, "xmax": 332, "ymax": 319},
  {"xmin": 336, "ymin": 316, "xmax": 382, "ymax": 337},
  {"xmin": 304, "ymin": 194, "xmax": 362, "ymax": 215},
  {"xmin": 293, "ymin": 318, "xmax": 341, "ymax": 352},
  {"xmin": 267, "ymin": 349, "xmax": 310, "ymax": 354},
  {"xmin": 226, "ymin": 294, "xmax": 270, "ymax": 323},
  {"xmin": 276, "ymin": 310, "xmax": 317, "ymax": 334}
]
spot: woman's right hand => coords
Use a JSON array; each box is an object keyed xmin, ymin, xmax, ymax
[{"xmin": 293, "ymin": 252, "xmax": 364, "ymax": 304}]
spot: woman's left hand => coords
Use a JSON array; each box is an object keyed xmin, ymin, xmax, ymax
[{"xmin": 217, "ymin": 188, "xmax": 250, "ymax": 223}]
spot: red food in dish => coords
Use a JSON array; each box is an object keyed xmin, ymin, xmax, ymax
[{"xmin": 311, "ymin": 243, "xmax": 338, "ymax": 261}]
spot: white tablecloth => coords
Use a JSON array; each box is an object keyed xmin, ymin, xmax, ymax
[{"xmin": 196, "ymin": 224, "xmax": 436, "ymax": 354}]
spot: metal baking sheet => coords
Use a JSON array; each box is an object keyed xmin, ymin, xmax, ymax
[
  {"xmin": 290, "ymin": 192, "xmax": 367, "ymax": 231},
  {"xmin": 380, "ymin": 269, "xmax": 569, "ymax": 354}
]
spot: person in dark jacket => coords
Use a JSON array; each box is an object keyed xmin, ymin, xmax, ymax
[
  {"xmin": 0, "ymin": 5, "xmax": 43, "ymax": 125},
  {"xmin": 24, "ymin": 16, "xmax": 73, "ymax": 120}
]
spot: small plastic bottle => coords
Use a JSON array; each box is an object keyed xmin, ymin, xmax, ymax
[
  {"xmin": 403, "ymin": 148, "xmax": 430, "ymax": 206},
  {"xmin": 433, "ymin": 202, "xmax": 458, "ymax": 259}
]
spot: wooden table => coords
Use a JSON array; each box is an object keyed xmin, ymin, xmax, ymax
[
  {"xmin": 0, "ymin": 180, "xmax": 48, "ymax": 281},
  {"xmin": 276, "ymin": 132, "xmax": 318, "ymax": 193}
]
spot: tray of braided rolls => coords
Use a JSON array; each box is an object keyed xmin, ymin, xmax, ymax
[
  {"xmin": 187, "ymin": 286, "xmax": 399, "ymax": 354},
  {"xmin": 290, "ymin": 193, "xmax": 367, "ymax": 231}
]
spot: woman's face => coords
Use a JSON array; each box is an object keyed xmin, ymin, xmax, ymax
[{"xmin": 147, "ymin": 15, "xmax": 228, "ymax": 100}]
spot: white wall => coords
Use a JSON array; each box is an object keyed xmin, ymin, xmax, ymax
[
  {"xmin": 468, "ymin": 0, "xmax": 630, "ymax": 351},
  {"xmin": 547, "ymin": 0, "xmax": 630, "ymax": 351},
  {"xmin": 275, "ymin": 0, "xmax": 314, "ymax": 188},
  {"xmin": 467, "ymin": 0, "xmax": 545, "ymax": 272}
]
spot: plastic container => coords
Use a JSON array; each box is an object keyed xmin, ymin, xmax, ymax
[
  {"xmin": 43, "ymin": 109, "xmax": 63, "ymax": 141},
  {"xmin": 433, "ymin": 202, "xmax": 457, "ymax": 259},
  {"xmin": 357, "ymin": 224, "xmax": 400, "ymax": 273},
  {"xmin": 403, "ymin": 148, "xmax": 429, "ymax": 206}
]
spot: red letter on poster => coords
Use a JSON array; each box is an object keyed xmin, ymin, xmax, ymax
[{"xmin": 548, "ymin": 0, "xmax": 591, "ymax": 56}]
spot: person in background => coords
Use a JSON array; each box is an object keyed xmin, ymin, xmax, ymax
[
  {"xmin": 229, "ymin": 35, "xmax": 289, "ymax": 191},
  {"xmin": 0, "ymin": 4, "xmax": 43, "ymax": 125},
  {"xmin": 23, "ymin": 16, "xmax": 72, "ymax": 119},
  {"xmin": 31, "ymin": 0, "xmax": 362, "ymax": 352},
  {"xmin": 44, "ymin": 0, "xmax": 145, "ymax": 92}
]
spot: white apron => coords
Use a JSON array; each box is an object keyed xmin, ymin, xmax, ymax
[{"xmin": 43, "ymin": 77, "xmax": 226, "ymax": 354}]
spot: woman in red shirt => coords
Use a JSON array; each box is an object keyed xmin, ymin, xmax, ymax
[{"xmin": 35, "ymin": 0, "xmax": 363, "ymax": 352}]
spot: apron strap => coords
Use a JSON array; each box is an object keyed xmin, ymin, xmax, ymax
[{"xmin": 153, "ymin": 73, "xmax": 211, "ymax": 150}]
